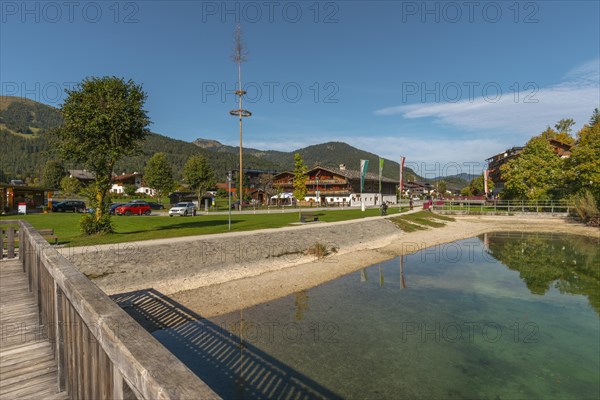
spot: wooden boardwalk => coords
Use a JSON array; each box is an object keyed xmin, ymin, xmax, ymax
[{"xmin": 0, "ymin": 260, "xmax": 69, "ymax": 399}]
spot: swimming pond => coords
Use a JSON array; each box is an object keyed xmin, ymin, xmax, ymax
[{"xmin": 151, "ymin": 232, "xmax": 600, "ymax": 399}]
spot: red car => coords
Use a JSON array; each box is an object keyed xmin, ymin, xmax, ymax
[{"xmin": 115, "ymin": 203, "xmax": 151, "ymax": 216}]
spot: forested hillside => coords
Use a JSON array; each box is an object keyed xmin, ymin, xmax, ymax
[
  {"xmin": 0, "ymin": 96, "xmax": 281, "ymax": 181},
  {"xmin": 2, "ymin": 96, "xmax": 445, "ymax": 185},
  {"xmin": 194, "ymin": 139, "xmax": 421, "ymax": 182}
]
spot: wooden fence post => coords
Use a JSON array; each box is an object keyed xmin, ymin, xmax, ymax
[
  {"xmin": 7, "ymin": 226, "xmax": 14, "ymax": 259},
  {"xmin": 55, "ymin": 282, "xmax": 66, "ymax": 392}
]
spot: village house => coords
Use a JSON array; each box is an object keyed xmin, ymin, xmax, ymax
[
  {"xmin": 272, "ymin": 164, "xmax": 398, "ymax": 206},
  {"xmin": 402, "ymin": 181, "xmax": 434, "ymax": 198},
  {"xmin": 67, "ymin": 169, "xmax": 96, "ymax": 185},
  {"xmin": 110, "ymin": 172, "xmax": 156, "ymax": 196}
]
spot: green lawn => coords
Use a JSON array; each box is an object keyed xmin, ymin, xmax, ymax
[
  {"xmin": 389, "ymin": 211, "xmax": 455, "ymax": 232},
  {"xmin": 2, "ymin": 207, "xmax": 404, "ymax": 247}
]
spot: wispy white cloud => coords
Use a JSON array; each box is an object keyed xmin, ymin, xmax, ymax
[
  {"xmin": 374, "ymin": 59, "xmax": 600, "ymax": 136},
  {"xmin": 345, "ymin": 136, "xmax": 499, "ymax": 175}
]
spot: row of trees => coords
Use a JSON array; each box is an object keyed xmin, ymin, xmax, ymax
[
  {"xmin": 501, "ymin": 111, "xmax": 600, "ymax": 202},
  {"xmin": 459, "ymin": 111, "xmax": 599, "ymax": 202},
  {"xmin": 42, "ymin": 151, "xmax": 215, "ymax": 207}
]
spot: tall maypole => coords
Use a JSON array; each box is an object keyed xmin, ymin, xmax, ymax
[{"xmin": 229, "ymin": 25, "xmax": 252, "ymax": 209}]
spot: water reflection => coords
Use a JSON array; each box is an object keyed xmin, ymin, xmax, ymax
[
  {"xmin": 294, "ymin": 290, "xmax": 309, "ymax": 321},
  {"xmin": 484, "ymin": 232, "xmax": 600, "ymax": 315},
  {"xmin": 114, "ymin": 233, "xmax": 599, "ymax": 399},
  {"xmin": 111, "ymin": 289, "xmax": 342, "ymax": 400}
]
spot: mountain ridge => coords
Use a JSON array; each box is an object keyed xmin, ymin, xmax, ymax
[{"xmin": 0, "ymin": 96, "xmax": 470, "ymax": 189}]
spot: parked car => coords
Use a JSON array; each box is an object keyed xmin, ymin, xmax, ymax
[
  {"xmin": 130, "ymin": 199, "xmax": 164, "ymax": 210},
  {"xmin": 230, "ymin": 201, "xmax": 250, "ymax": 210},
  {"xmin": 115, "ymin": 203, "xmax": 151, "ymax": 216},
  {"xmin": 169, "ymin": 202, "xmax": 196, "ymax": 217},
  {"xmin": 146, "ymin": 202, "xmax": 164, "ymax": 210},
  {"xmin": 108, "ymin": 203, "xmax": 126, "ymax": 215},
  {"xmin": 52, "ymin": 200, "xmax": 86, "ymax": 213}
]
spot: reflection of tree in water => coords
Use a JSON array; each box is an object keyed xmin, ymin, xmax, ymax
[
  {"xmin": 485, "ymin": 232, "xmax": 600, "ymax": 314},
  {"xmin": 295, "ymin": 290, "xmax": 309, "ymax": 321}
]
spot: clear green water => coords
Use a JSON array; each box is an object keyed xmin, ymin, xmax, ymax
[{"xmin": 152, "ymin": 232, "xmax": 600, "ymax": 400}]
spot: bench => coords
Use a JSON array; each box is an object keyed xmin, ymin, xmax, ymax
[
  {"xmin": 37, "ymin": 228, "xmax": 59, "ymax": 245},
  {"xmin": 300, "ymin": 213, "xmax": 319, "ymax": 223}
]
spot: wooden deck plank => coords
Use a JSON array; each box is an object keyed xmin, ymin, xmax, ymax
[{"xmin": 0, "ymin": 260, "xmax": 69, "ymax": 400}]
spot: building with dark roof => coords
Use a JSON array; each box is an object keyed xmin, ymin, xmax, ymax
[{"xmin": 272, "ymin": 165, "xmax": 397, "ymax": 206}]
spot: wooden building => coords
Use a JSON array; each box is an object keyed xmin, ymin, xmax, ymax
[
  {"xmin": 1, "ymin": 183, "xmax": 56, "ymax": 214},
  {"xmin": 272, "ymin": 165, "xmax": 397, "ymax": 206}
]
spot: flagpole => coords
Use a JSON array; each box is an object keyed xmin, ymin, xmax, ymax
[
  {"xmin": 360, "ymin": 159, "xmax": 368, "ymax": 211},
  {"xmin": 378, "ymin": 157, "xmax": 382, "ymax": 206}
]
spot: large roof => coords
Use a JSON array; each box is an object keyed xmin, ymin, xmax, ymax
[
  {"xmin": 308, "ymin": 166, "xmax": 397, "ymax": 183},
  {"xmin": 68, "ymin": 169, "xmax": 96, "ymax": 180}
]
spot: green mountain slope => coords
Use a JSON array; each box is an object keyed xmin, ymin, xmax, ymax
[
  {"xmin": 0, "ymin": 97, "xmax": 281, "ymax": 181},
  {"xmin": 2, "ymin": 96, "xmax": 444, "ymax": 186}
]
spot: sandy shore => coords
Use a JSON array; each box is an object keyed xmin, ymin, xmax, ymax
[{"xmin": 61, "ymin": 213, "xmax": 598, "ymax": 318}]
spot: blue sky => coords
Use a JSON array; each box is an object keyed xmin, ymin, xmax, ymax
[{"xmin": 2, "ymin": 1, "xmax": 599, "ymax": 175}]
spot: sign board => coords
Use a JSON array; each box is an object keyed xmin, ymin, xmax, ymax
[{"xmin": 18, "ymin": 202, "xmax": 26, "ymax": 215}]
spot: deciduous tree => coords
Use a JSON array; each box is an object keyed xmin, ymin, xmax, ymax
[
  {"xmin": 42, "ymin": 160, "xmax": 66, "ymax": 188},
  {"xmin": 55, "ymin": 76, "xmax": 150, "ymax": 234},
  {"xmin": 183, "ymin": 155, "xmax": 215, "ymax": 208},
  {"xmin": 293, "ymin": 153, "xmax": 307, "ymax": 218},
  {"xmin": 555, "ymin": 118, "xmax": 575, "ymax": 134},
  {"xmin": 501, "ymin": 136, "xmax": 565, "ymax": 200},
  {"xmin": 437, "ymin": 180, "xmax": 447, "ymax": 197},
  {"xmin": 567, "ymin": 120, "xmax": 600, "ymax": 201},
  {"xmin": 60, "ymin": 175, "xmax": 81, "ymax": 197},
  {"xmin": 123, "ymin": 184, "xmax": 137, "ymax": 197},
  {"xmin": 144, "ymin": 152, "xmax": 175, "ymax": 203},
  {"xmin": 461, "ymin": 175, "xmax": 493, "ymax": 197}
]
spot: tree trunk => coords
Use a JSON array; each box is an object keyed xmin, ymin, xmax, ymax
[{"xmin": 95, "ymin": 188, "xmax": 105, "ymax": 221}]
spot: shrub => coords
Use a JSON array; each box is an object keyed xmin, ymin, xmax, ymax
[
  {"xmin": 80, "ymin": 213, "xmax": 113, "ymax": 235},
  {"xmin": 306, "ymin": 242, "xmax": 329, "ymax": 259},
  {"xmin": 573, "ymin": 191, "xmax": 599, "ymax": 226}
]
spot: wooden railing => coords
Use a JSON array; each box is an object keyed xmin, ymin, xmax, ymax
[
  {"xmin": 0, "ymin": 220, "xmax": 18, "ymax": 259},
  {"xmin": 432, "ymin": 199, "xmax": 573, "ymax": 214},
  {"xmin": 2, "ymin": 220, "xmax": 219, "ymax": 399}
]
